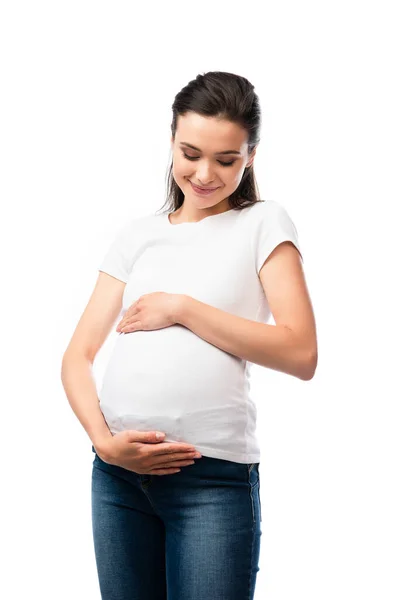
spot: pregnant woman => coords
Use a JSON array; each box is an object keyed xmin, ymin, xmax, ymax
[{"xmin": 61, "ymin": 71, "xmax": 318, "ymax": 600}]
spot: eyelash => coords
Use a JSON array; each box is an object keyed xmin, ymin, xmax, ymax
[{"xmin": 182, "ymin": 152, "xmax": 235, "ymax": 167}]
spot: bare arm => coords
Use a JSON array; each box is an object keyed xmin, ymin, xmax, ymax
[
  {"xmin": 61, "ymin": 271, "xmax": 126, "ymax": 456},
  {"xmin": 175, "ymin": 242, "xmax": 317, "ymax": 380},
  {"xmin": 61, "ymin": 352, "xmax": 113, "ymax": 454}
]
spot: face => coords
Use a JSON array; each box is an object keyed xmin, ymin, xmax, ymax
[{"xmin": 170, "ymin": 112, "xmax": 256, "ymax": 211}]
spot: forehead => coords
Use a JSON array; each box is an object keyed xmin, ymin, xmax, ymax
[{"xmin": 176, "ymin": 112, "xmax": 248, "ymax": 151}]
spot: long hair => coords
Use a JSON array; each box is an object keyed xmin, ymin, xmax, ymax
[{"xmin": 157, "ymin": 71, "xmax": 263, "ymax": 215}]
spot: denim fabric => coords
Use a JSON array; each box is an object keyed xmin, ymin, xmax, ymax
[{"xmin": 91, "ymin": 445, "xmax": 262, "ymax": 599}]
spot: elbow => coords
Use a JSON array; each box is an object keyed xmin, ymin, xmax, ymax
[
  {"xmin": 61, "ymin": 352, "xmax": 74, "ymax": 383},
  {"xmin": 61, "ymin": 348, "xmax": 93, "ymax": 379},
  {"xmin": 284, "ymin": 328, "xmax": 318, "ymax": 382},
  {"xmin": 300, "ymin": 349, "xmax": 318, "ymax": 381}
]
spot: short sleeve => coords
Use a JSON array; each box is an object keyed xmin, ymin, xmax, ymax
[
  {"xmin": 98, "ymin": 220, "xmax": 135, "ymax": 283},
  {"xmin": 254, "ymin": 201, "xmax": 303, "ymax": 274}
]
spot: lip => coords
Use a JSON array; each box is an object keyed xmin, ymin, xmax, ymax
[{"xmin": 190, "ymin": 181, "xmax": 220, "ymax": 194}]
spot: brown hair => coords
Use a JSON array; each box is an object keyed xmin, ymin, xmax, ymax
[{"xmin": 157, "ymin": 71, "xmax": 263, "ymax": 215}]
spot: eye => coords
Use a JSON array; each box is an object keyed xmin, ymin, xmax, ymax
[{"xmin": 182, "ymin": 152, "xmax": 235, "ymax": 167}]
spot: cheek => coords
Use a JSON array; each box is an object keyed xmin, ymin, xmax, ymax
[
  {"xmin": 233, "ymin": 164, "xmax": 246, "ymax": 183},
  {"xmin": 225, "ymin": 166, "xmax": 243, "ymax": 186},
  {"xmin": 173, "ymin": 157, "xmax": 191, "ymax": 177}
]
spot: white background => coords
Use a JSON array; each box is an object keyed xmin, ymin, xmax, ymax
[{"xmin": 1, "ymin": 1, "xmax": 399, "ymax": 598}]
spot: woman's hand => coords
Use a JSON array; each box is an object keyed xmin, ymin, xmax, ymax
[
  {"xmin": 97, "ymin": 430, "xmax": 202, "ymax": 475},
  {"xmin": 116, "ymin": 292, "xmax": 185, "ymax": 333}
]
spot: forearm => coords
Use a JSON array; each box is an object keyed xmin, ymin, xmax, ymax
[
  {"xmin": 177, "ymin": 295, "xmax": 312, "ymax": 380},
  {"xmin": 61, "ymin": 352, "xmax": 113, "ymax": 453}
]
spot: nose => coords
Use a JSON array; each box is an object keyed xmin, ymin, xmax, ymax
[{"xmin": 195, "ymin": 163, "xmax": 217, "ymax": 186}]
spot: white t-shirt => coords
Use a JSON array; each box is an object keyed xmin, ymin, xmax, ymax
[{"xmin": 97, "ymin": 200, "xmax": 303, "ymax": 464}]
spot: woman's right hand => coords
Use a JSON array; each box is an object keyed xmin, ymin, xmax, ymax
[{"xmin": 95, "ymin": 429, "xmax": 202, "ymax": 475}]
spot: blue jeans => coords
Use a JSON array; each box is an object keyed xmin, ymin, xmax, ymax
[{"xmin": 91, "ymin": 445, "xmax": 262, "ymax": 599}]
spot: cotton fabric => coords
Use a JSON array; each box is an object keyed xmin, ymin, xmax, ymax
[{"xmin": 97, "ymin": 200, "xmax": 302, "ymax": 463}]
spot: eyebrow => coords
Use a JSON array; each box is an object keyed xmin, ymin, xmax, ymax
[{"xmin": 179, "ymin": 142, "xmax": 241, "ymax": 156}]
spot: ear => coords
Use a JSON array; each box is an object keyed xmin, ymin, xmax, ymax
[{"xmin": 246, "ymin": 146, "xmax": 258, "ymax": 169}]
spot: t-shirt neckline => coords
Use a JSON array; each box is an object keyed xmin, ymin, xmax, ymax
[{"xmin": 164, "ymin": 208, "xmax": 236, "ymax": 227}]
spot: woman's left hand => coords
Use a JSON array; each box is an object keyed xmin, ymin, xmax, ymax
[{"xmin": 116, "ymin": 292, "xmax": 185, "ymax": 333}]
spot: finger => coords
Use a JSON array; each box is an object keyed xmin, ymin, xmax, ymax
[
  {"xmin": 157, "ymin": 459, "xmax": 195, "ymax": 469},
  {"xmin": 149, "ymin": 453, "xmax": 196, "ymax": 467},
  {"xmin": 142, "ymin": 452, "xmax": 197, "ymax": 471},
  {"xmin": 150, "ymin": 468, "xmax": 181, "ymax": 475},
  {"xmin": 152, "ymin": 443, "xmax": 198, "ymax": 455},
  {"xmin": 117, "ymin": 307, "xmax": 137, "ymax": 329},
  {"xmin": 153, "ymin": 452, "xmax": 199, "ymax": 463},
  {"xmin": 121, "ymin": 320, "xmax": 141, "ymax": 332}
]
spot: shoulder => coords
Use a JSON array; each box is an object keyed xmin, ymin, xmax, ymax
[
  {"xmin": 111, "ymin": 213, "xmax": 156, "ymax": 238},
  {"xmin": 250, "ymin": 200, "xmax": 303, "ymax": 269},
  {"xmin": 252, "ymin": 199, "xmax": 292, "ymax": 216},
  {"xmin": 248, "ymin": 199, "xmax": 298, "ymax": 230}
]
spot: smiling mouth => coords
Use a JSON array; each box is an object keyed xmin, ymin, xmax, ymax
[{"xmin": 190, "ymin": 181, "xmax": 220, "ymax": 191}]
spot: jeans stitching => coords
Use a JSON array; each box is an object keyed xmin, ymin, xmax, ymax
[
  {"xmin": 249, "ymin": 485, "xmax": 256, "ymax": 523},
  {"xmin": 247, "ymin": 464, "xmax": 256, "ymax": 523},
  {"xmin": 248, "ymin": 463, "xmax": 259, "ymax": 488}
]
